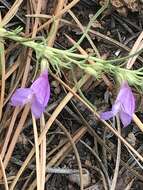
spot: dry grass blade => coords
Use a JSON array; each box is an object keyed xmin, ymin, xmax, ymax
[
  {"xmin": 5, "ymin": 62, "xmax": 19, "ymax": 80},
  {"xmin": 27, "ymin": 0, "xmax": 80, "ymax": 35},
  {"xmin": 124, "ymin": 179, "xmax": 135, "ymax": 190},
  {"xmin": 0, "ymin": 154, "xmax": 9, "ymax": 190},
  {"xmin": 1, "ymin": 64, "xmax": 25, "ymax": 158},
  {"xmin": 0, "ymin": 0, "xmax": 23, "ymax": 27},
  {"xmin": 126, "ymin": 32, "xmax": 143, "ymax": 69},
  {"xmin": 132, "ymin": 114, "xmax": 143, "ymax": 132},
  {"xmin": 1, "ymin": 108, "xmax": 20, "ymax": 160},
  {"xmin": 47, "ymin": 0, "xmax": 65, "ymax": 46},
  {"xmin": 21, "ymin": 0, "xmax": 42, "ymax": 87},
  {"xmin": 2, "ymin": 0, "xmax": 43, "ymax": 174},
  {"xmin": 3, "ymin": 105, "xmax": 30, "ymax": 167}
]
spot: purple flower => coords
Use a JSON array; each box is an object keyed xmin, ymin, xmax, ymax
[
  {"xmin": 100, "ymin": 81, "xmax": 135, "ymax": 127},
  {"xmin": 11, "ymin": 70, "xmax": 50, "ymax": 118}
]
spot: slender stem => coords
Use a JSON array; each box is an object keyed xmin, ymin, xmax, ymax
[
  {"xmin": 40, "ymin": 114, "xmax": 46, "ymax": 190},
  {"xmin": 110, "ymin": 116, "xmax": 121, "ymax": 190},
  {"xmin": 0, "ymin": 28, "xmax": 143, "ymax": 64},
  {"xmin": 32, "ymin": 114, "xmax": 41, "ymax": 190}
]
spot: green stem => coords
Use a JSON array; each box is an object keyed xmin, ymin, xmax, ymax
[
  {"xmin": 0, "ymin": 27, "xmax": 143, "ymax": 90},
  {"xmin": 0, "ymin": 28, "xmax": 142, "ymax": 65}
]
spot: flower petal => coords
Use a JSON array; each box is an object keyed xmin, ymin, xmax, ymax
[
  {"xmin": 11, "ymin": 88, "xmax": 33, "ymax": 106},
  {"xmin": 100, "ymin": 101, "xmax": 120, "ymax": 121},
  {"xmin": 119, "ymin": 111, "xmax": 132, "ymax": 127},
  {"xmin": 100, "ymin": 111, "xmax": 114, "ymax": 120},
  {"xmin": 112, "ymin": 101, "xmax": 121, "ymax": 115},
  {"xmin": 31, "ymin": 97, "xmax": 45, "ymax": 118},
  {"xmin": 116, "ymin": 81, "xmax": 135, "ymax": 116},
  {"xmin": 31, "ymin": 70, "xmax": 50, "ymax": 107},
  {"xmin": 100, "ymin": 81, "xmax": 135, "ymax": 127}
]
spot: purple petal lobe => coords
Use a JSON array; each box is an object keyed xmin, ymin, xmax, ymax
[
  {"xmin": 11, "ymin": 88, "xmax": 33, "ymax": 106},
  {"xmin": 100, "ymin": 111, "xmax": 114, "ymax": 120},
  {"xmin": 119, "ymin": 111, "xmax": 132, "ymax": 127},
  {"xmin": 31, "ymin": 70, "xmax": 50, "ymax": 108},
  {"xmin": 116, "ymin": 82, "xmax": 135, "ymax": 117},
  {"xmin": 100, "ymin": 81, "xmax": 135, "ymax": 127},
  {"xmin": 31, "ymin": 97, "xmax": 45, "ymax": 118},
  {"xmin": 100, "ymin": 101, "xmax": 120, "ymax": 121}
]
